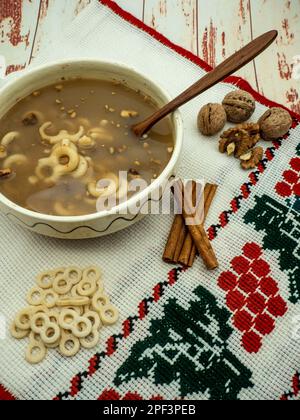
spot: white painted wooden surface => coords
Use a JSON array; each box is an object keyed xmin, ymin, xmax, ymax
[{"xmin": 0, "ymin": 0, "xmax": 299, "ymax": 113}]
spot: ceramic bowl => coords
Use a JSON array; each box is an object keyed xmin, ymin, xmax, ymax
[{"xmin": 0, "ymin": 59, "xmax": 183, "ymax": 239}]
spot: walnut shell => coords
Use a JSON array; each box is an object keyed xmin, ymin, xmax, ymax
[
  {"xmin": 258, "ymin": 107, "xmax": 292, "ymax": 141},
  {"xmin": 197, "ymin": 103, "xmax": 226, "ymax": 136},
  {"xmin": 222, "ymin": 90, "xmax": 255, "ymax": 123}
]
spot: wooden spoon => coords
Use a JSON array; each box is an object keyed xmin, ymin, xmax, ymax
[{"xmin": 132, "ymin": 30, "xmax": 278, "ymax": 137}]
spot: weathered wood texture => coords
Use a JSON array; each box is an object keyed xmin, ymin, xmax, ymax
[{"xmin": 0, "ymin": 0, "xmax": 299, "ymax": 112}]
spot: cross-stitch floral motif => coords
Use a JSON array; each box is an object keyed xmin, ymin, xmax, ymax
[
  {"xmin": 114, "ymin": 286, "xmax": 253, "ymax": 400},
  {"xmin": 218, "ymin": 242, "xmax": 287, "ymax": 353}
]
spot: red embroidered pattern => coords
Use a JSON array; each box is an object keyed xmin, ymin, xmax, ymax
[
  {"xmin": 0, "ymin": 384, "xmax": 16, "ymax": 401},
  {"xmin": 218, "ymin": 243, "xmax": 287, "ymax": 353},
  {"xmin": 276, "ymin": 157, "xmax": 300, "ymax": 198},
  {"xmin": 98, "ymin": 389, "xmax": 163, "ymax": 401},
  {"xmin": 280, "ymin": 372, "xmax": 300, "ymax": 400}
]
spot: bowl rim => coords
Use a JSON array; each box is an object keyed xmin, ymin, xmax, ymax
[{"xmin": 0, "ymin": 58, "xmax": 183, "ymax": 223}]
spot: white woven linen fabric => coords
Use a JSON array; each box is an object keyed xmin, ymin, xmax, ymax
[{"xmin": 0, "ymin": 1, "xmax": 299, "ymax": 400}]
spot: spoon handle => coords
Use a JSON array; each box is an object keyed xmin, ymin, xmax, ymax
[{"xmin": 133, "ymin": 30, "xmax": 278, "ymax": 137}]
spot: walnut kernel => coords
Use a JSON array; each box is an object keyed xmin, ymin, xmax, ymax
[
  {"xmin": 240, "ymin": 147, "xmax": 264, "ymax": 170},
  {"xmin": 219, "ymin": 123, "xmax": 261, "ymax": 158}
]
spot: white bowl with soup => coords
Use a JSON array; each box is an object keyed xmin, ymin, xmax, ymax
[{"xmin": 0, "ymin": 60, "xmax": 183, "ymax": 239}]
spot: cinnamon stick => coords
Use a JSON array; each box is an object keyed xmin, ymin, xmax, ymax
[
  {"xmin": 188, "ymin": 244, "xmax": 197, "ymax": 267},
  {"xmin": 178, "ymin": 233, "xmax": 194, "ymax": 267},
  {"xmin": 204, "ymin": 184, "xmax": 218, "ymax": 218},
  {"xmin": 163, "ymin": 181, "xmax": 218, "ymax": 269},
  {"xmin": 174, "ymin": 180, "xmax": 218, "ymax": 270},
  {"xmin": 178, "ymin": 183, "xmax": 217, "ymax": 267},
  {"xmin": 173, "ymin": 223, "xmax": 187, "ymax": 262},
  {"xmin": 163, "ymin": 215, "xmax": 185, "ymax": 263}
]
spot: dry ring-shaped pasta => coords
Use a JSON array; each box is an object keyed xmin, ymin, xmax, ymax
[
  {"xmin": 39, "ymin": 122, "xmax": 85, "ymax": 145},
  {"xmin": 66, "ymin": 305, "xmax": 82, "ymax": 315},
  {"xmin": 30, "ymin": 330, "xmax": 59, "ymax": 350},
  {"xmin": 14, "ymin": 307, "xmax": 33, "ymax": 330},
  {"xmin": 47, "ymin": 310, "xmax": 59, "ymax": 324},
  {"xmin": 10, "ymin": 321, "xmax": 29, "ymax": 339},
  {"xmin": 26, "ymin": 287, "xmax": 45, "ymax": 306},
  {"xmin": 99, "ymin": 304, "xmax": 119, "ymax": 326},
  {"xmin": 53, "ymin": 267, "xmax": 66, "ymax": 279},
  {"xmin": 26, "ymin": 338, "xmax": 47, "ymax": 364},
  {"xmin": 42, "ymin": 290, "xmax": 58, "ymax": 309},
  {"xmin": 59, "ymin": 331, "xmax": 80, "ymax": 358},
  {"xmin": 58, "ymin": 308, "xmax": 78, "ymax": 330},
  {"xmin": 45, "ymin": 338, "xmax": 61, "ymax": 349},
  {"xmin": 71, "ymin": 284, "xmax": 80, "ymax": 297},
  {"xmin": 92, "ymin": 292, "xmax": 110, "ymax": 313},
  {"xmin": 87, "ymin": 173, "xmax": 119, "ymax": 198},
  {"xmin": 31, "ymin": 312, "xmax": 50, "ymax": 334},
  {"xmin": 65, "ymin": 267, "xmax": 82, "ymax": 285},
  {"xmin": 84, "ymin": 311, "xmax": 101, "ymax": 331},
  {"xmin": 36, "ymin": 271, "xmax": 55, "ymax": 289},
  {"xmin": 83, "ymin": 266, "xmax": 102, "ymax": 282},
  {"xmin": 30, "ymin": 305, "xmax": 49, "ymax": 315},
  {"xmin": 71, "ymin": 156, "xmax": 88, "ymax": 179},
  {"xmin": 80, "ymin": 327, "xmax": 100, "ymax": 349},
  {"xmin": 96, "ymin": 279, "xmax": 105, "ymax": 294},
  {"xmin": 40, "ymin": 322, "xmax": 61, "ymax": 345},
  {"xmin": 53, "ymin": 274, "xmax": 73, "ymax": 295},
  {"xmin": 77, "ymin": 277, "xmax": 97, "ymax": 297},
  {"xmin": 3, "ymin": 154, "xmax": 28, "ymax": 169},
  {"xmin": 84, "ymin": 302, "xmax": 91, "ymax": 311},
  {"xmin": 56, "ymin": 297, "xmax": 90, "ymax": 307},
  {"xmin": 71, "ymin": 316, "xmax": 92, "ymax": 339},
  {"xmin": 29, "ymin": 331, "xmax": 43, "ymax": 343},
  {"xmin": 0, "ymin": 132, "xmax": 19, "ymax": 159}
]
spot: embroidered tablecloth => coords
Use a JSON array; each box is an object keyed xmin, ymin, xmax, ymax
[{"xmin": 0, "ymin": 0, "xmax": 299, "ymax": 400}]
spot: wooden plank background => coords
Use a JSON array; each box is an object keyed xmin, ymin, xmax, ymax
[{"xmin": 0, "ymin": 0, "xmax": 299, "ymax": 113}]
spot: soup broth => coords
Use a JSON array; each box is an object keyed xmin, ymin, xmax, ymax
[{"xmin": 0, "ymin": 79, "xmax": 174, "ymax": 216}]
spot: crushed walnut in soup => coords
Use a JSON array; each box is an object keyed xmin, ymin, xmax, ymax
[{"xmin": 0, "ymin": 79, "xmax": 174, "ymax": 216}]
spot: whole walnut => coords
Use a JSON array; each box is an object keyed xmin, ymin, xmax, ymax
[
  {"xmin": 258, "ymin": 107, "xmax": 292, "ymax": 140},
  {"xmin": 222, "ymin": 90, "xmax": 255, "ymax": 123},
  {"xmin": 197, "ymin": 103, "xmax": 227, "ymax": 136}
]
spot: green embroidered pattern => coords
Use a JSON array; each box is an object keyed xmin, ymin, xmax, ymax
[
  {"xmin": 245, "ymin": 195, "xmax": 300, "ymax": 303},
  {"xmin": 115, "ymin": 286, "xmax": 253, "ymax": 400}
]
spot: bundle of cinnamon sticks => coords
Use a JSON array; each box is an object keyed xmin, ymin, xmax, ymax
[{"xmin": 163, "ymin": 181, "xmax": 218, "ymax": 270}]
